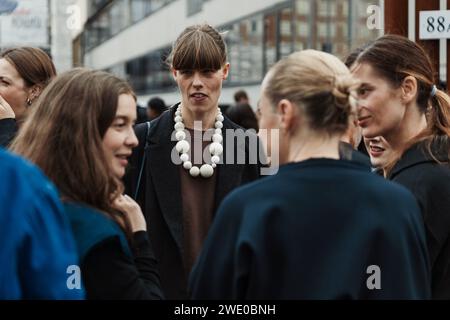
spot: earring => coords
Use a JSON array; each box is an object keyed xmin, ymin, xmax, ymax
[{"xmin": 26, "ymin": 98, "xmax": 32, "ymax": 106}]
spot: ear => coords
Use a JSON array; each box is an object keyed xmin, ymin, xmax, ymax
[
  {"xmin": 276, "ymin": 99, "xmax": 298, "ymax": 132},
  {"xmin": 27, "ymin": 84, "xmax": 43, "ymax": 101},
  {"xmin": 171, "ymin": 67, "xmax": 178, "ymax": 81},
  {"xmin": 222, "ymin": 63, "xmax": 230, "ymax": 80},
  {"xmin": 400, "ymin": 76, "xmax": 418, "ymax": 104}
]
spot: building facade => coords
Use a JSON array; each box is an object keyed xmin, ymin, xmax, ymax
[
  {"xmin": 78, "ymin": 0, "xmax": 382, "ymax": 106},
  {"xmin": 0, "ymin": 0, "xmax": 88, "ymax": 72}
]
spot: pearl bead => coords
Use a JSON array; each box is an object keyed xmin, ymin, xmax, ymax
[
  {"xmin": 209, "ymin": 142, "xmax": 223, "ymax": 156},
  {"xmin": 212, "ymin": 134, "xmax": 223, "ymax": 143},
  {"xmin": 211, "ymin": 155, "xmax": 220, "ymax": 164},
  {"xmin": 180, "ymin": 153, "xmax": 189, "ymax": 162},
  {"xmin": 176, "ymin": 140, "xmax": 190, "ymax": 153},
  {"xmin": 183, "ymin": 161, "xmax": 193, "ymax": 170},
  {"xmin": 175, "ymin": 105, "xmax": 223, "ymax": 179},
  {"xmin": 175, "ymin": 122, "xmax": 185, "ymax": 131},
  {"xmin": 190, "ymin": 166, "xmax": 200, "ymax": 177},
  {"xmin": 176, "ymin": 130, "xmax": 186, "ymax": 141},
  {"xmin": 200, "ymin": 164, "xmax": 214, "ymax": 178}
]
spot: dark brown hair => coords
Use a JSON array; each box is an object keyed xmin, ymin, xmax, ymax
[
  {"xmin": 226, "ymin": 103, "xmax": 259, "ymax": 131},
  {"xmin": 0, "ymin": 47, "xmax": 56, "ymax": 88},
  {"xmin": 234, "ymin": 90, "xmax": 249, "ymax": 103},
  {"xmin": 265, "ymin": 49, "xmax": 357, "ymax": 136},
  {"xmin": 350, "ymin": 34, "xmax": 450, "ymax": 174},
  {"xmin": 11, "ymin": 68, "xmax": 136, "ymax": 237},
  {"xmin": 168, "ymin": 24, "xmax": 227, "ymax": 71}
]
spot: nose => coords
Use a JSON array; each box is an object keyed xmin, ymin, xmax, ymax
[
  {"xmin": 126, "ymin": 127, "xmax": 139, "ymax": 148},
  {"xmin": 192, "ymin": 72, "xmax": 204, "ymax": 90},
  {"xmin": 371, "ymin": 137, "xmax": 381, "ymax": 144},
  {"xmin": 355, "ymin": 98, "xmax": 364, "ymax": 112}
]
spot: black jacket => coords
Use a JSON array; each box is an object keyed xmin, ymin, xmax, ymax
[
  {"xmin": 339, "ymin": 141, "xmax": 371, "ymax": 170},
  {"xmin": 124, "ymin": 104, "xmax": 262, "ymax": 299},
  {"xmin": 0, "ymin": 118, "xmax": 17, "ymax": 147},
  {"xmin": 388, "ymin": 137, "xmax": 450, "ymax": 299}
]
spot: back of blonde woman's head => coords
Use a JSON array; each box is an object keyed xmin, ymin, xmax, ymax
[{"xmin": 264, "ymin": 49, "xmax": 356, "ymax": 135}]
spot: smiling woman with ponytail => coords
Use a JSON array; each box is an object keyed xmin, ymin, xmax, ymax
[{"xmin": 350, "ymin": 34, "xmax": 450, "ymax": 299}]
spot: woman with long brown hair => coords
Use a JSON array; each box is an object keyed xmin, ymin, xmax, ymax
[
  {"xmin": 350, "ymin": 34, "xmax": 450, "ymax": 299},
  {"xmin": 11, "ymin": 68, "xmax": 163, "ymax": 300},
  {"xmin": 0, "ymin": 47, "xmax": 56, "ymax": 147}
]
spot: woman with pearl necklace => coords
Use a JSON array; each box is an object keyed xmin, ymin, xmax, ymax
[{"xmin": 124, "ymin": 24, "xmax": 263, "ymax": 299}]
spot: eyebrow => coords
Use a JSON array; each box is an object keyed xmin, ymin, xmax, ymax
[{"xmin": 115, "ymin": 115, "xmax": 136, "ymax": 122}]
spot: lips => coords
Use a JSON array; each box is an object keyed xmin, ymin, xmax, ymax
[
  {"xmin": 190, "ymin": 92, "xmax": 208, "ymax": 102},
  {"xmin": 369, "ymin": 145, "xmax": 385, "ymax": 158},
  {"xmin": 358, "ymin": 115, "xmax": 371, "ymax": 126},
  {"xmin": 115, "ymin": 154, "xmax": 131, "ymax": 166}
]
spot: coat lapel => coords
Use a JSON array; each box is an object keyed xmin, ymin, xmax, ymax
[{"xmin": 147, "ymin": 107, "xmax": 184, "ymax": 253}]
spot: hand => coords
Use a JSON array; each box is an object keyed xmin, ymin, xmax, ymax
[
  {"xmin": 0, "ymin": 95, "xmax": 15, "ymax": 120},
  {"xmin": 112, "ymin": 194, "xmax": 147, "ymax": 233}
]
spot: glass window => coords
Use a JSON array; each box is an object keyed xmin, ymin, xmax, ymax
[
  {"xmin": 264, "ymin": 13, "xmax": 277, "ymax": 72},
  {"xmin": 296, "ymin": 0, "xmax": 310, "ymax": 14},
  {"xmin": 318, "ymin": 0, "xmax": 337, "ymax": 17},
  {"xmin": 306, "ymin": 0, "xmax": 353, "ymax": 57},
  {"xmin": 97, "ymin": 11, "xmax": 110, "ymax": 44},
  {"xmin": 131, "ymin": 0, "xmax": 153, "ymax": 23},
  {"xmin": 187, "ymin": 0, "xmax": 204, "ymax": 16},
  {"xmin": 295, "ymin": 0, "xmax": 310, "ymax": 51},
  {"xmin": 109, "ymin": 0, "xmax": 129, "ymax": 36},
  {"xmin": 226, "ymin": 15, "xmax": 264, "ymax": 85},
  {"xmin": 351, "ymin": 0, "xmax": 381, "ymax": 49},
  {"xmin": 122, "ymin": 46, "xmax": 173, "ymax": 94},
  {"xmin": 279, "ymin": 7, "xmax": 294, "ymax": 59},
  {"xmin": 84, "ymin": 0, "xmax": 176, "ymax": 52}
]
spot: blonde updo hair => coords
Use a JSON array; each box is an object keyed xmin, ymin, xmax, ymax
[{"xmin": 264, "ymin": 50, "xmax": 357, "ymax": 135}]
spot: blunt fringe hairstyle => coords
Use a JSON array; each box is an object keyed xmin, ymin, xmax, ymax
[
  {"xmin": 11, "ymin": 68, "xmax": 136, "ymax": 235},
  {"xmin": 168, "ymin": 24, "xmax": 227, "ymax": 71},
  {"xmin": 264, "ymin": 49, "xmax": 357, "ymax": 135}
]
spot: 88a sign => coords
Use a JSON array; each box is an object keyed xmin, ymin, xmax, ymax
[{"xmin": 420, "ymin": 11, "xmax": 450, "ymax": 39}]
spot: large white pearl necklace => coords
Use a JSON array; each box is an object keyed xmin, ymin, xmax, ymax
[{"xmin": 174, "ymin": 105, "xmax": 224, "ymax": 178}]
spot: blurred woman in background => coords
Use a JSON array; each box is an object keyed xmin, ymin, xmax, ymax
[{"xmin": 0, "ymin": 47, "xmax": 56, "ymax": 147}]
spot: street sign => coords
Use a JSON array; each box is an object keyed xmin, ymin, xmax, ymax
[{"xmin": 420, "ymin": 10, "xmax": 450, "ymax": 40}]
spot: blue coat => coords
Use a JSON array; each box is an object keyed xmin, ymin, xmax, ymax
[
  {"xmin": 0, "ymin": 149, "xmax": 84, "ymax": 299},
  {"xmin": 190, "ymin": 158, "xmax": 431, "ymax": 299}
]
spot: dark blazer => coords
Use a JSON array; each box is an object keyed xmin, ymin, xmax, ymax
[
  {"xmin": 124, "ymin": 104, "xmax": 262, "ymax": 299},
  {"xmin": 339, "ymin": 141, "xmax": 371, "ymax": 170},
  {"xmin": 388, "ymin": 137, "xmax": 450, "ymax": 299},
  {"xmin": 0, "ymin": 118, "xmax": 17, "ymax": 148},
  {"xmin": 190, "ymin": 159, "xmax": 430, "ymax": 299}
]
